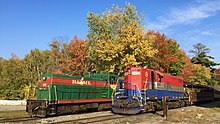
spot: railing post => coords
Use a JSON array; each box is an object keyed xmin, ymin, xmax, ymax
[{"xmin": 162, "ymin": 96, "xmax": 169, "ymax": 119}]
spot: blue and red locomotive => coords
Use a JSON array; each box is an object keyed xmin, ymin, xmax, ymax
[{"xmin": 112, "ymin": 66, "xmax": 188, "ymax": 114}]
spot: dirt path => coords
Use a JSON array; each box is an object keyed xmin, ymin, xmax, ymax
[{"xmin": 132, "ymin": 101, "xmax": 220, "ymax": 124}]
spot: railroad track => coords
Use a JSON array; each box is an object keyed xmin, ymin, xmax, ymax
[
  {"xmin": 50, "ymin": 114, "xmax": 126, "ymax": 124},
  {"xmin": 0, "ymin": 117, "xmax": 39, "ymax": 123}
]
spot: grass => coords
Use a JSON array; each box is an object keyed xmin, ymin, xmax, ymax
[{"xmin": 0, "ymin": 110, "xmax": 28, "ymax": 119}]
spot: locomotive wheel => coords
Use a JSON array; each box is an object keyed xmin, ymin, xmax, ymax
[{"xmin": 152, "ymin": 105, "xmax": 157, "ymax": 114}]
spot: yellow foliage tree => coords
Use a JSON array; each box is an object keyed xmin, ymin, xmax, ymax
[
  {"xmin": 87, "ymin": 3, "xmax": 157, "ymax": 74},
  {"xmin": 189, "ymin": 64, "xmax": 211, "ymax": 85}
]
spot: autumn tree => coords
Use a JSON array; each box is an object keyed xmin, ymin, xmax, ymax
[
  {"xmin": 181, "ymin": 54, "xmax": 193, "ymax": 81},
  {"xmin": 87, "ymin": 3, "xmax": 157, "ymax": 74},
  {"xmin": 188, "ymin": 64, "xmax": 211, "ymax": 85},
  {"xmin": 60, "ymin": 36, "xmax": 89, "ymax": 75},
  {"xmin": 50, "ymin": 40, "xmax": 62, "ymax": 73},
  {"xmin": 214, "ymin": 69, "xmax": 220, "ymax": 87},
  {"xmin": 215, "ymin": 69, "xmax": 220, "ymax": 80},
  {"xmin": 146, "ymin": 31, "xmax": 169, "ymax": 71},
  {"xmin": 147, "ymin": 31, "xmax": 187, "ymax": 76}
]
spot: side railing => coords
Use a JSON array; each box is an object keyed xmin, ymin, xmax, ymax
[{"xmin": 131, "ymin": 84, "xmax": 143, "ymax": 107}]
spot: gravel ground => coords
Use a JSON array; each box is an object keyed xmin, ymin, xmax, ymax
[
  {"xmin": 39, "ymin": 101, "xmax": 220, "ymax": 124},
  {"xmin": 1, "ymin": 101, "xmax": 220, "ymax": 124},
  {"xmin": 0, "ymin": 105, "xmax": 25, "ymax": 111}
]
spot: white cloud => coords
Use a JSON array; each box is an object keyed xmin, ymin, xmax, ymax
[
  {"xmin": 145, "ymin": 0, "xmax": 220, "ymax": 66},
  {"xmin": 148, "ymin": 0, "xmax": 220, "ymax": 31},
  {"xmin": 174, "ymin": 28, "xmax": 220, "ymax": 67},
  {"xmin": 200, "ymin": 31, "xmax": 212, "ymax": 36}
]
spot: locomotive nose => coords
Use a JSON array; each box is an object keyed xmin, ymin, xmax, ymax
[{"xmin": 112, "ymin": 97, "xmax": 141, "ymax": 114}]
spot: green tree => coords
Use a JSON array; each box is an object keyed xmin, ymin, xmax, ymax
[
  {"xmin": 87, "ymin": 3, "xmax": 157, "ymax": 74},
  {"xmin": 0, "ymin": 57, "xmax": 5, "ymax": 99},
  {"xmin": 0, "ymin": 57, "xmax": 4, "ymax": 79},
  {"xmin": 190, "ymin": 43, "xmax": 219, "ymax": 69},
  {"xmin": 190, "ymin": 43, "xmax": 219, "ymax": 86},
  {"xmin": 167, "ymin": 40, "xmax": 187, "ymax": 76},
  {"xmin": 22, "ymin": 49, "xmax": 56, "ymax": 89},
  {"xmin": 0, "ymin": 57, "xmax": 24, "ymax": 99}
]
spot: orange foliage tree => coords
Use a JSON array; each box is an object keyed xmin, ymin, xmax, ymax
[
  {"xmin": 180, "ymin": 49, "xmax": 193, "ymax": 81},
  {"xmin": 50, "ymin": 40, "xmax": 62, "ymax": 73},
  {"xmin": 147, "ymin": 31, "xmax": 187, "ymax": 76},
  {"xmin": 147, "ymin": 31, "xmax": 171, "ymax": 72},
  {"xmin": 60, "ymin": 36, "xmax": 88, "ymax": 75}
]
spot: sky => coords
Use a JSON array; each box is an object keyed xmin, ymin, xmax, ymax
[{"xmin": 0, "ymin": 0, "xmax": 220, "ymax": 68}]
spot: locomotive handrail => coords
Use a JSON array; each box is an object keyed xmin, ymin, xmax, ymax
[
  {"xmin": 48, "ymin": 84, "xmax": 51, "ymax": 101},
  {"xmin": 143, "ymin": 81, "xmax": 147, "ymax": 105},
  {"xmin": 111, "ymin": 88, "xmax": 116, "ymax": 105},
  {"xmin": 54, "ymin": 85, "xmax": 58, "ymax": 101},
  {"xmin": 133, "ymin": 84, "xmax": 143, "ymax": 107},
  {"xmin": 112, "ymin": 79, "xmax": 119, "ymax": 105},
  {"xmin": 27, "ymin": 85, "xmax": 37, "ymax": 99}
]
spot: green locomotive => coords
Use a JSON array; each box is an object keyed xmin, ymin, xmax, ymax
[{"xmin": 26, "ymin": 73, "xmax": 118, "ymax": 117}]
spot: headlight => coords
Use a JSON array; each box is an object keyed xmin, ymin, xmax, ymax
[{"xmin": 42, "ymin": 77, "xmax": 47, "ymax": 81}]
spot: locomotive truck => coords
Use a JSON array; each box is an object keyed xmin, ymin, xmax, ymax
[{"xmin": 26, "ymin": 73, "xmax": 118, "ymax": 117}]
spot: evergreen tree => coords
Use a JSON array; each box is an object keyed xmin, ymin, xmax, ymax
[
  {"xmin": 190, "ymin": 43, "xmax": 220, "ymax": 86},
  {"xmin": 190, "ymin": 43, "xmax": 219, "ymax": 69}
]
